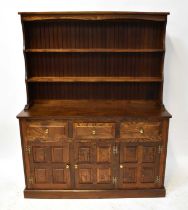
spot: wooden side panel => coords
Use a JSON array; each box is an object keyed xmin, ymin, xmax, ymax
[{"xmin": 159, "ymin": 119, "xmax": 170, "ymax": 186}]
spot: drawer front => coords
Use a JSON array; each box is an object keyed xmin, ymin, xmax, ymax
[
  {"xmin": 73, "ymin": 123, "xmax": 115, "ymax": 139},
  {"xmin": 26, "ymin": 120, "xmax": 68, "ymax": 142},
  {"xmin": 120, "ymin": 121, "xmax": 161, "ymax": 140}
]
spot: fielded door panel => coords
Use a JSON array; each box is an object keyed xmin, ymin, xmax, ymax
[
  {"xmin": 74, "ymin": 141, "xmax": 116, "ymax": 189},
  {"xmin": 26, "ymin": 141, "xmax": 72, "ymax": 189},
  {"xmin": 118, "ymin": 142, "xmax": 161, "ymax": 189}
]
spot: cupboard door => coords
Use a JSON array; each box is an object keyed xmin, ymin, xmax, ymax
[
  {"xmin": 27, "ymin": 142, "xmax": 72, "ymax": 189},
  {"xmin": 74, "ymin": 142, "xmax": 95, "ymax": 189},
  {"xmin": 74, "ymin": 141, "xmax": 115, "ymax": 189},
  {"xmin": 95, "ymin": 142, "xmax": 115, "ymax": 189},
  {"xmin": 118, "ymin": 142, "xmax": 161, "ymax": 189}
]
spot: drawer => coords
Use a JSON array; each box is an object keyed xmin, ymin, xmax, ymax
[
  {"xmin": 26, "ymin": 120, "xmax": 68, "ymax": 142},
  {"xmin": 120, "ymin": 121, "xmax": 161, "ymax": 140},
  {"xmin": 73, "ymin": 123, "xmax": 115, "ymax": 139}
]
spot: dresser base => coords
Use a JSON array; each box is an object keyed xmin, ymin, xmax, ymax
[{"xmin": 24, "ymin": 188, "xmax": 166, "ymax": 199}]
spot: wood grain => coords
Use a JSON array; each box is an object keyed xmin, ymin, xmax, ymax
[
  {"xmin": 25, "ymin": 49, "xmax": 164, "ymax": 53},
  {"xmin": 24, "ymin": 188, "xmax": 166, "ymax": 198},
  {"xmin": 27, "ymin": 76, "xmax": 163, "ymax": 83},
  {"xmin": 17, "ymin": 100, "xmax": 172, "ymax": 119},
  {"xmin": 73, "ymin": 122, "xmax": 115, "ymax": 139}
]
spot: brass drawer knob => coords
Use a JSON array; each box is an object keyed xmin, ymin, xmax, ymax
[
  {"xmin": 92, "ymin": 130, "xmax": 96, "ymax": 135},
  {"xmin": 74, "ymin": 164, "xmax": 78, "ymax": 169},
  {"xmin": 66, "ymin": 164, "xmax": 70, "ymax": 169},
  {"xmin": 120, "ymin": 164, "xmax": 123, "ymax": 169},
  {"xmin": 45, "ymin": 129, "xmax": 49, "ymax": 134},
  {"xmin": 139, "ymin": 128, "xmax": 144, "ymax": 134}
]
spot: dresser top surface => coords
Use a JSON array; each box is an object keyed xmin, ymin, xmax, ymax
[{"xmin": 17, "ymin": 100, "xmax": 171, "ymax": 119}]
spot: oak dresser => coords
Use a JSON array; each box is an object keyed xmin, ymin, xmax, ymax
[{"xmin": 17, "ymin": 12, "xmax": 172, "ymax": 198}]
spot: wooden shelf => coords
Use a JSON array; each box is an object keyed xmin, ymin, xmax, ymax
[
  {"xmin": 24, "ymin": 49, "xmax": 165, "ymax": 53},
  {"xmin": 27, "ymin": 76, "xmax": 163, "ymax": 83}
]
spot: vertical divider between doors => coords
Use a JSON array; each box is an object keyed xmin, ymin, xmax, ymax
[{"xmin": 69, "ymin": 140, "xmax": 75, "ymax": 189}]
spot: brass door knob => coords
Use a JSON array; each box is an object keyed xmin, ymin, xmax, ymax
[
  {"xmin": 66, "ymin": 164, "xmax": 70, "ymax": 169},
  {"xmin": 45, "ymin": 129, "xmax": 49, "ymax": 134},
  {"xmin": 120, "ymin": 164, "xmax": 123, "ymax": 169},
  {"xmin": 139, "ymin": 128, "xmax": 144, "ymax": 134},
  {"xmin": 92, "ymin": 130, "xmax": 96, "ymax": 135},
  {"xmin": 74, "ymin": 164, "xmax": 78, "ymax": 169}
]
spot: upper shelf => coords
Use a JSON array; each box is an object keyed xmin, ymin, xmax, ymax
[
  {"xmin": 24, "ymin": 49, "xmax": 165, "ymax": 53},
  {"xmin": 27, "ymin": 76, "xmax": 163, "ymax": 83}
]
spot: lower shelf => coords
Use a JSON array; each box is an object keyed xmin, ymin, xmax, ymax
[{"xmin": 24, "ymin": 188, "xmax": 166, "ymax": 199}]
